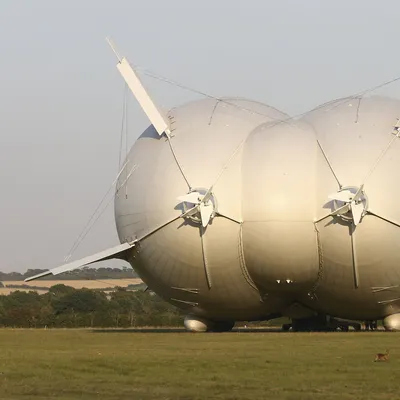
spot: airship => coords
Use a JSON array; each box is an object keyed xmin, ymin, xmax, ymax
[{"xmin": 27, "ymin": 42, "xmax": 400, "ymax": 332}]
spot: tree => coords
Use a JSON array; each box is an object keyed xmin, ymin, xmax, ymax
[
  {"xmin": 110, "ymin": 288, "xmax": 142, "ymax": 327},
  {"xmin": 49, "ymin": 284, "xmax": 76, "ymax": 297},
  {"xmin": 52, "ymin": 288, "xmax": 108, "ymax": 327},
  {"xmin": 2, "ymin": 291, "xmax": 42, "ymax": 327}
]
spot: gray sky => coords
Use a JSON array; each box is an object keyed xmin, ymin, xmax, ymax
[{"xmin": 1, "ymin": 0, "xmax": 400, "ymax": 272}]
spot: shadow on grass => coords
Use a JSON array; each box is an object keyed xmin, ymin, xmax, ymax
[{"xmin": 90, "ymin": 327, "xmax": 284, "ymax": 333}]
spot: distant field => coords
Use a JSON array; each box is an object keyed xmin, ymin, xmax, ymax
[
  {"xmin": 0, "ymin": 288, "xmax": 48, "ymax": 295},
  {"xmin": 0, "ymin": 330, "xmax": 399, "ymax": 399},
  {"xmin": 0, "ymin": 278, "xmax": 143, "ymax": 294}
]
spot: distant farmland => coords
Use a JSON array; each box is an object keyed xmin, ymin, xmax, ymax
[{"xmin": 0, "ymin": 278, "xmax": 143, "ymax": 295}]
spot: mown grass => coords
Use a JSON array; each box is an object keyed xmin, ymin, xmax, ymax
[{"xmin": 0, "ymin": 329, "xmax": 399, "ymax": 399}]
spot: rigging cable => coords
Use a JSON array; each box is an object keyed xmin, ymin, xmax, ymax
[
  {"xmin": 135, "ymin": 65, "xmax": 400, "ymax": 190},
  {"xmin": 64, "ymin": 84, "xmax": 133, "ymax": 263},
  {"xmin": 63, "ymin": 160, "xmax": 129, "ymax": 263},
  {"xmin": 138, "ymin": 65, "xmax": 400, "ymax": 127},
  {"xmin": 118, "ymin": 84, "xmax": 128, "ymax": 170}
]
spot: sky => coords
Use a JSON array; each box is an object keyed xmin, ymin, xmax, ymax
[{"xmin": 1, "ymin": 0, "xmax": 400, "ymax": 272}]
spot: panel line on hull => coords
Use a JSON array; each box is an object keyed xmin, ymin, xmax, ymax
[
  {"xmin": 171, "ymin": 287, "xmax": 200, "ymax": 294},
  {"xmin": 371, "ymin": 285, "xmax": 400, "ymax": 293},
  {"xmin": 377, "ymin": 297, "xmax": 400, "ymax": 305},
  {"xmin": 170, "ymin": 298, "xmax": 199, "ymax": 307}
]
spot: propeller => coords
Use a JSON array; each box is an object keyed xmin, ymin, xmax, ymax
[
  {"xmin": 328, "ymin": 185, "xmax": 366, "ymax": 226},
  {"xmin": 316, "ymin": 139, "xmax": 369, "ymax": 289},
  {"xmin": 176, "ymin": 188, "xmax": 217, "ymax": 289},
  {"xmin": 316, "ymin": 119, "xmax": 400, "ymax": 289},
  {"xmin": 177, "ymin": 189, "xmax": 216, "ymax": 228},
  {"xmin": 317, "ymin": 183, "xmax": 367, "ymax": 288}
]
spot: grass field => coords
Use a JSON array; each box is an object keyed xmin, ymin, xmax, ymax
[{"xmin": 0, "ymin": 330, "xmax": 399, "ymax": 400}]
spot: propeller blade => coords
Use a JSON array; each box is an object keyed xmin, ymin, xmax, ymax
[
  {"xmin": 202, "ymin": 186, "xmax": 214, "ymax": 203},
  {"xmin": 181, "ymin": 206, "xmax": 199, "ymax": 218},
  {"xmin": 353, "ymin": 184, "xmax": 364, "ymax": 202},
  {"xmin": 331, "ymin": 203, "xmax": 351, "ymax": 216},
  {"xmin": 177, "ymin": 192, "xmax": 202, "ymax": 205},
  {"xmin": 351, "ymin": 201, "xmax": 364, "ymax": 226},
  {"xmin": 328, "ymin": 190, "xmax": 353, "ymax": 203},
  {"xmin": 200, "ymin": 203, "xmax": 214, "ymax": 227}
]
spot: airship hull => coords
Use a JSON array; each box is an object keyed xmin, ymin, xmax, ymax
[
  {"xmin": 26, "ymin": 51, "xmax": 400, "ymax": 331},
  {"xmin": 115, "ymin": 94, "xmax": 400, "ymax": 328}
]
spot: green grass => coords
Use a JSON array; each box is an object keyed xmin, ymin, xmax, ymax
[{"xmin": 0, "ymin": 329, "xmax": 399, "ymax": 400}]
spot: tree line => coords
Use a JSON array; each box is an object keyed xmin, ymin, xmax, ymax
[
  {"xmin": 0, "ymin": 266, "xmax": 138, "ymax": 281},
  {"xmin": 0, "ymin": 285, "xmax": 183, "ymax": 328}
]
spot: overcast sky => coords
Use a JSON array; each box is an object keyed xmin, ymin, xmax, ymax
[{"xmin": 1, "ymin": 0, "xmax": 400, "ymax": 272}]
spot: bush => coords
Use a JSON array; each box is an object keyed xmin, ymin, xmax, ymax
[{"xmin": 0, "ymin": 285, "xmax": 183, "ymax": 328}]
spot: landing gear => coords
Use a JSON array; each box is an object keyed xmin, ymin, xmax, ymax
[
  {"xmin": 364, "ymin": 320, "xmax": 378, "ymax": 331},
  {"xmin": 184, "ymin": 315, "xmax": 235, "ymax": 332},
  {"xmin": 291, "ymin": 315, "xmax": 330, "ymax": 331},
  {"xmin": 283, "ymin": 315, "xmax": 361, "ymax": 332},
  {"xmin": 282, "ymin": 323, "xmax": 291, "ymax": 331},
  {"xmin": 211, "ymin": 320, "xmax": 235, "ymax": 332}
]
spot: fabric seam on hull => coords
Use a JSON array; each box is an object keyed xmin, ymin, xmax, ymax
[
  {"xmin": 238, "ymin": 224, "xmax": 259, "ymax": 293},
  {"xmin": 308, "ymin": 223, "xmax": 324, "ymax": 300}
]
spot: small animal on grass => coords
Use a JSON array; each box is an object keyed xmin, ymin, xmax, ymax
[{"xmin": 374, "ymin": 349, "xmax": 390, "ymax": 362}]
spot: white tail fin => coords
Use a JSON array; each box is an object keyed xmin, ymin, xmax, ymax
[
  {"xmin": 107, "ymin": 38, "xmax": 170, "ymax": 137},
  {"xmin": 25, "ymin": 242, "xmax": 135, "ymax": 282}
]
